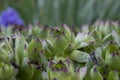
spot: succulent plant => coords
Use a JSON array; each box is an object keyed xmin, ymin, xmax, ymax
[{"xmin": 0, "ymin": 21, "xmax": 120, "ymax": 80}]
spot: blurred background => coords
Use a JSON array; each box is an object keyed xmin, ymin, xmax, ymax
[{"xmin": 0, "ymin": 0, "xmax": 120, "ymax": 26}]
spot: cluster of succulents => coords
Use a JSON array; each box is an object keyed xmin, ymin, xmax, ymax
[{"xmin": 0, "ymin": 21, "xmax": 120, "ymax": 80}]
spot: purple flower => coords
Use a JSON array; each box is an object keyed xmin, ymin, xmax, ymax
[{"xmin": 0, "ymin": 7, "xmax": 24, "ymax": 27}]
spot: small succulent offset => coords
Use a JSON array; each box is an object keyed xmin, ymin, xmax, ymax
[
  {"xmin": 0, "ymin": 7, "xmax": 24, "ymax": 27},
  {"xmin": 0, "ymin": 21, "xmax": 120, "ymax": 80}
]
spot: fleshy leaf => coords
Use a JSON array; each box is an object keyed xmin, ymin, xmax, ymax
[{"xmin": 70, "ymin": 50, "xmax": 89, "ymax": 62}]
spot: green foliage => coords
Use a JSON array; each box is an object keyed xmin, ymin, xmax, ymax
[
  {"xmin": 0, "ymin": 21, "xmax": 120, "ymax": 80},
  {"xmin": 1, "ymin": 0, "xmax": 120, "ymax": 26}
]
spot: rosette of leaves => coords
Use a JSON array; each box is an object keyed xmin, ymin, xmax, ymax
[
  {"xmin": 42, "ymin": 24, "xmax": 94, "ymax": 64},
  {"xmin": 85, "ymin": 37, "xmax": 120, "ymax": 79},
  {"xmin": 89, "ymin": 21, "xmax": 120, "ymax": 47},
  {"xmin": 0, "ymin": 38, "xmax": 15, "ymax": 80},
  {"xmin": 18, "ymin": 35, "xmax": 47, "ymax": 80},
  {"xmin": 85, "ymin": 48, "xmax": 120, "ymax": 80},
  {"xmin": 43, "ymin": 57, "xmax": 87, "ymax": 80},
  {"xmin": 84, "ymin": 49, "xmax": 111, "ymax": 79},
  {"xmin": 0, "ymin": 33, "xmax": 47, "ymax": 80},
  {"xmin": 43, "ymin": 24, "xmax": 75, "ymax": 57}
]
